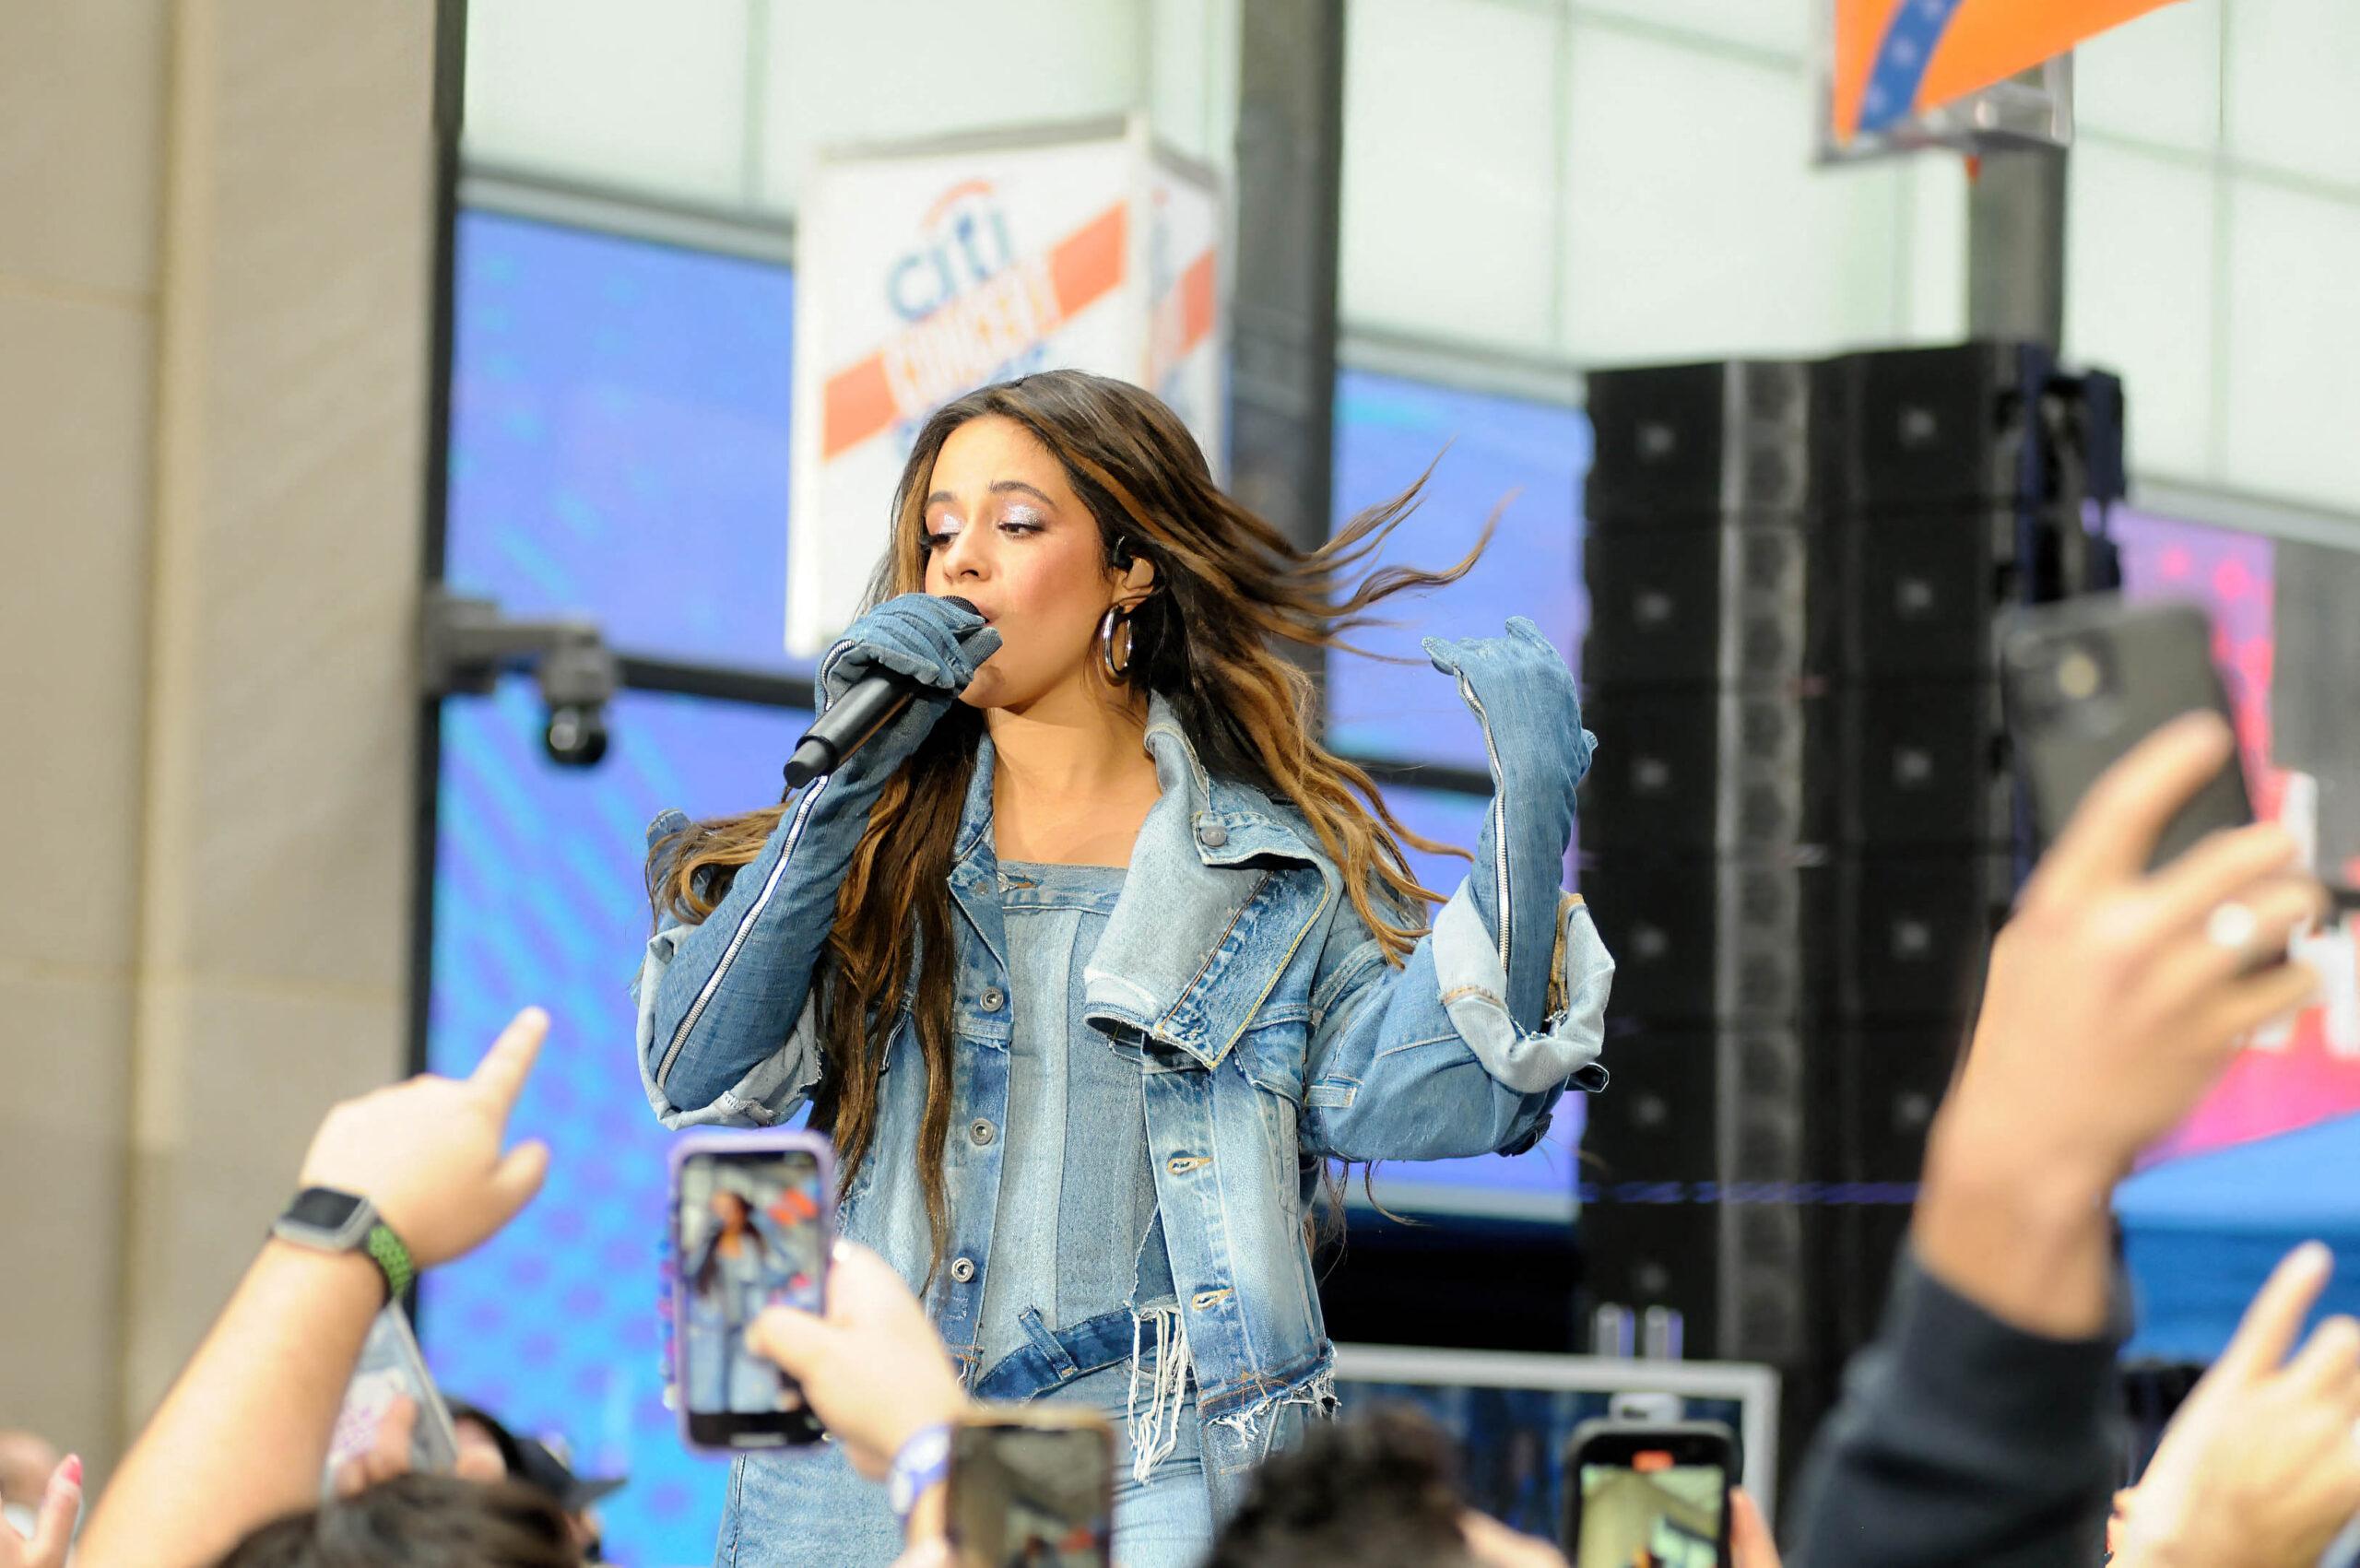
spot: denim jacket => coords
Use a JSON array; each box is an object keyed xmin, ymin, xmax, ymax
[{"xmin": 633, "ymin": 619, "xmax": 1612, "ymax": 1517}]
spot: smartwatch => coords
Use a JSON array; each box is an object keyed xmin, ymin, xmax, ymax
[
  {"xmin": 273, "ymin": 1186, "xmax": 415, "ymax": 1303},
  {"xmin": 888, "ymin": 1422, "xmax": 953, "ymax": 1526}
]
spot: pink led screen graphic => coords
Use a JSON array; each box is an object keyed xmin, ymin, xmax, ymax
[{"xmin": 2113, "ymin": 510, "xmax": 2360, "ymax": 1166}]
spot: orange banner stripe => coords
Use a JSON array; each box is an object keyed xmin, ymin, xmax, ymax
[
  {"xmin": 1830, "ymin": 0, "xmax": 1889, "ymax": 141},
  {"xmin": 1176, "ymin": 248, "xmax": 1216, "ymax": 357},
  {"xmin": 820, "ymin": 356, "xmax": 897, "ymax": 466},
  {"xmin": 1052, "ymin": 201, "xmax": 1128, "ymax": 320},
  {"xmin": 820, "ymin": 200, "xmax": 1131, "ymax": 461}
]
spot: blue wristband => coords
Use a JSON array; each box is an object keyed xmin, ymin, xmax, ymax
[{"xmin": 888, "ymin": 1422, "xmax": 952, "ymax": 1524}]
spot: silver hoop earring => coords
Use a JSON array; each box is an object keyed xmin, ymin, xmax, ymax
[{"xmin": 1099, "ymin": 604, "xmax": 1134, "ymax": 682}]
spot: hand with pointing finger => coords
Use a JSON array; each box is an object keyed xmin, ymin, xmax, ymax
[
  {"xmin": 296, "ymin": 1007, "xmax": 555, "ymax": 1268},
  {"xmin": 2113, "ymin": 1242, "xmax": 2360, "ymax": 1568}
]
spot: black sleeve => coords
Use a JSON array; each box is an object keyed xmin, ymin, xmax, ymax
[{"xmin": 1787, "ymin": 1244, "xmax": 2126, "ymax": 1568}]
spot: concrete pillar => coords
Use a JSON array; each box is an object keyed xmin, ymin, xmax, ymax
[
  {"xmin": 0, "ymin": 0, "xmax": 171, "ymax": 1475},
  {"xmin": 0, "ymin": 0, "xmax": 437, "ymax": 1468},
  {"xmin": 1226, "ymin": 0, "xmax": 1345, "ymax": 559}
]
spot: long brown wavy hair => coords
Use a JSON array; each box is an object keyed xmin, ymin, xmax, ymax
[{"xmin": 649, "ymin": 370, "xmax": 1489, "ymax": 1274}]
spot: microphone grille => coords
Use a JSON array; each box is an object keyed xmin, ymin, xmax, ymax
[{"xmin": 941, "ymin": 595, "xmax": 979, "ymax": 616}]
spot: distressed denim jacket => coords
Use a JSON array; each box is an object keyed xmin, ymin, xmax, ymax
[{"xmin": 633, "ymin": 619, "xmax": 1612, "ymax": 1521}]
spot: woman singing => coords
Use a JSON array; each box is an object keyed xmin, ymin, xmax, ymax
[{"xmin": 635, "ymin": 371, "xmax": 1612, "ymax": 1566}]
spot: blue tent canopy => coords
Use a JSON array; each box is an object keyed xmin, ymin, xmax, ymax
[{"xmin": 2117, "ymin": 1110, "xmax": 2360, "ymax": 1360}]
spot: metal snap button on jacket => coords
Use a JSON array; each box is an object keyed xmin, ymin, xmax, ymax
[
  {"xmin": 969, "ymin": 1119, "xmax": 996, "ymax": 1147},
  {"xmin": 949, "ymin": 1256, "xmax": 977, "ymax": 1283}
]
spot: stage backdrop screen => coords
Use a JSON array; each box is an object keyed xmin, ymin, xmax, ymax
[
  {"xmin": 1328, "ymin": 368, "xmax": 1595, "ymax": 1220},
  {"xmin": 429, "ymin": 208, "xmax": 820, "ymax": 1561}
]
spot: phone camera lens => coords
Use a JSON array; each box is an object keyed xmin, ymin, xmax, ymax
[{"xmin": 2056, "ymin": 648, "xmax": 2102, "ymax": 701}]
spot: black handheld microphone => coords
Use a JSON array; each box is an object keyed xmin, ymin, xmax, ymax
[{"xmin": 783, "ymin": 596, "xmax": 979, "ymax": 791}]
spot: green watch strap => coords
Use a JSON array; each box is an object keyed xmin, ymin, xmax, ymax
[{"xmin": 363, "ymin": 1220, "xmax": 416, "ymax": 1302}]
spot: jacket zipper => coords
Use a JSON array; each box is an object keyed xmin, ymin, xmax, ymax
[
  {"xmin": 655, "ymin": 773, "xmax": 832, "ymax": 1091},
  {"xmin": 1456, "ymin": 672, "xmax": 1513, "ymax": 973}
]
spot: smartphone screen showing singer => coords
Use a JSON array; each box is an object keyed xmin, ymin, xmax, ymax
[
  {"xmin": 676, "ymin": 1147, "xmax": 825, "ymax": 1429},
  {"xmin": 1574, "ymin": 1456, "xmax": 1726, "ymax": 1568},
  {"xmin": 948, "ymin": 1421, "xmax": 1115, "ymax": 1568}
]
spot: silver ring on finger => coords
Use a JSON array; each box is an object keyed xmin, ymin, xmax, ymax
[{"xmin": 2206, "ymin": 901, "xmax": 2261, "ymax": 953}]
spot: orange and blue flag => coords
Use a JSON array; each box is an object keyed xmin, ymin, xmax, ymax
[{"xmin": 1832, "ymin": 0, "xmax": 2184, "ymax": 143}]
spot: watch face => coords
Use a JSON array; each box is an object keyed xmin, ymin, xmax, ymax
[{"xmin": 287, "ymin": 1187, "xmax": 366, "ymax": 1232}]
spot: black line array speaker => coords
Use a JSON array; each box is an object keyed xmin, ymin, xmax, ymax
[{"xmin": 1576, "ymin": 343, "xmax": 2125, "ymax": 1456}]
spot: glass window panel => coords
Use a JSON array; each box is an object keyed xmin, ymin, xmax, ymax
[
  {"xmin": 1572, "ymin": 0, "xmax": 1811, "ymax": 59},
  {"xmin": 1328, "ymin": 370, "xmax": 1591, "ymax": 771},
  {"xmin": 2224, "ymin": 0, "xmax": 2360, "ymax": 188},
  {"xmin": 422, "ymin": 683, "xmax": 811, "ymax": 1567},
  {"xmin": 464, "ymin": 0, "xmax": 750, "ymax": 204},
  {"xmin": 446, "ymin": 210, "xmax": 802, "ymax": 672},
  {"xmin": 1150, "ymin": 0, "xmax": 1240, "ymax": 178},
  {"xmin": 2075, "ymin": 0, "xmax": 2222, "ymax": 155},
  {"xmin": 756, "ymin": 0, "xmax": 1147, "ymax": 215},
  {"xmin": 2063, "ymin": 144, "xmax": 2218, "ymax": 486},
  {"xmin": 1340, "ymin": 0, "xmax": 1565, "ymax": 348},
  {"xmin": 2219, "ymin": 180, "xmax": 2360, "ymax": 512},
  {"xmin": 1560, "ymin": 23, "xmax": 1908, "ymax": 363}
]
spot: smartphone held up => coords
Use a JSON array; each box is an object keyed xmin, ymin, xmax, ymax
[
  {"xmin": 324, "ymin": 1305, "xmax": 463, "ymax": 1493},
  {"xmin": 1563, "ymin": 1420, "xmax": 1735, "ymax": 1568},
  {"xmin": 668, "ymin": 1129, "xmax": 835, "ymax": 1450},
  {"xmin": 948, "ymin": 1409, "xmax": 1116, "ymax": 1568},
  {"xmin": 2000, "ymin": 595, "xmax": 2255, "ymax": 867}
]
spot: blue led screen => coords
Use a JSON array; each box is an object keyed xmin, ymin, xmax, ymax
[
  {"xmin": 1327, "ymin": 370, "xmax": 1591, "ymax": 772},
  {"xmin": 424, "ymin": 682, "xmax": 808, "ymax": 1555},
  {"xmin": 445, "ymin": 210, "xmax": 801, "ymax": 672}
]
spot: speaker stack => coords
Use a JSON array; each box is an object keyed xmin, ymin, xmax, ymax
[{"xmin": 1575, "ymin": 344, "xmax": 2124, "ymax": 1455}]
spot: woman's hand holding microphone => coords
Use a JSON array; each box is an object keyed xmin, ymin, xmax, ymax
[{"xmin": 795, "ymin": 595, "xmax": 1001, "ymax": 787}]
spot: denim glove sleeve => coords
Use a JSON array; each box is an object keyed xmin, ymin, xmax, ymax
[
  {"xmin": 635, "ymin": 902, "xmax": 825, "ymax": 1128},
  {"xmin": 813, "ymin": 592, "xmax": 1001, "ymax": 785},
  {"xmin": 1422, "ymin": 617, "xmax": 1597, "ymax": 1029},
  {"xmin": 643, "ymin": 596, "xmax": 997, "ymax": 1118},
  {"xmin": 1295, "ymin": 620, "xmax": 1609, "ymax": 1164}
]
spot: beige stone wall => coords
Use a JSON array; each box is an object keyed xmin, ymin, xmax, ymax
[{"xmin": 0, "ymin": 0, "xmax": 436, "ymax": 1470}]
